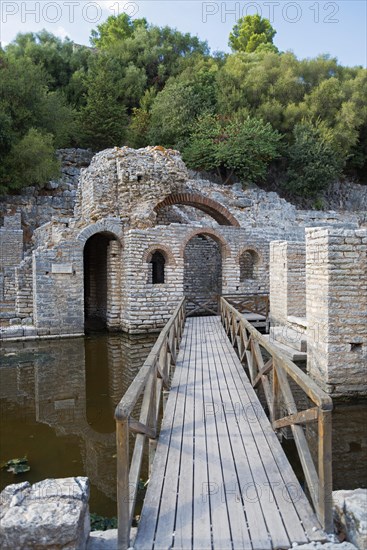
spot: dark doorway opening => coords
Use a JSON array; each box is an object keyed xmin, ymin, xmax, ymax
[
  {"xmin": 151, "ymin": 251, "xmax": 165, "ymax": 284},
  {"xmin": 84, "ymin": 233, "xmax": 116, "ymax": 331},
  {"xmin": 184, "ymin": 234, "xmax": 222, "ymax": 316}
]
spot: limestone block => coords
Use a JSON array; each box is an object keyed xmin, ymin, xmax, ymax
[
  {"xmin": 270, "ymin": 326, "xmax": 307, "ymax": 352},
  {"xmin": 333, "ymin": 489, "xmax": 367, "ymax": 550},
  {"xmin": 0, "ymin": 477, "xmax": 90, "ymax": 549}
]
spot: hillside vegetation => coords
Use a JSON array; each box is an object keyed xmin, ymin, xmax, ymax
[{"xmin": 0, "ymin": 14, "xmax": 366, "ymax": 198}]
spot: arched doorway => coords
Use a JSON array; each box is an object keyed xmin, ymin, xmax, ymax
[
  {"xmin": 239, "ymin": 248, "xmax": 262, "ymax": 292},
  {"xmin": 83, "ymin": 232, "xmax": 121, "ymax": 331},
  {"xmin": 184, "ymin": 233, "xmax": 223, "ymax": 315}
]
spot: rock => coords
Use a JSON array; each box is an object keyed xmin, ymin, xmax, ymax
[
  {"xmin": 231, "ymin": 197, "xmax": 253, "ymax": 208},
  {"xmin": 87, "ymin": 528, "xmax": 136, "ymax": 550},
  {"xmin": 46, "ymin": 181, "xmax": 59, "ymax": 190},
  {"xmin": 87, "ymin": 529, "xmax": 118, "ymax": 549},
  {"xmin": 333, "ymin": 489, "xmax": 367, "ymax": 550},
  {"xmin": 0, "ymin": 477, "xmax": 90, "ymax": 549}
]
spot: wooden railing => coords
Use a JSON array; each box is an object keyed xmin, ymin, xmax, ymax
[
  {"xmin": 220, "ymin": 297, "xmax": 333, "ymax": 533},
  {"xmin": 186, "ymin": 293, "xmax": 219, "ymax": 317},
  {"xmin": 223, "ymin": 293, "xmax": 269, "ymax": 317},
  {"xmin": 114, "ymin": 298, "xmax": 186, "ymax": 549}
]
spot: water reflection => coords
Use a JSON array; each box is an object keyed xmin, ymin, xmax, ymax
[{"xmin": 0, "ymin": 332, "xmax": 156, "ymax": 516}]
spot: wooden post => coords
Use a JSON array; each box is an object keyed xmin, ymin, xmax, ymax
[
  {"xmin": 149, "ymin": 439, "xmax": 157, "ymax": 477},
  {"xmin": 116, "ymin": 419, "xmax": 130, "ymax": 550},
  {"xmin": 271, "ymin": 359, "xmax": 279, "ymax": 426},
  {"xmin": 318, "ymin": 409, "xmax": 333, "ymax": 532},
  {"xmin": 163, "ymin": 390, "xmax": 169, "ymax": 414}
]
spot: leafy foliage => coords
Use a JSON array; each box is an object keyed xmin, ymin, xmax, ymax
[
  {"xmin": 0, "ymin": 14, "xmax": 366, "ymax": 195},
  {"xmin": 148, "ymin": 60, "xmax": 218, "ymax": 149},
  {"xmin": 1, "ymin": 456, "xmax": 30, "ymax": 475},
  {"xmin": 1, "ymin": 129, "xmax": 60, "ymax": 193},
  {"xmin": 229, "ymin": 15, "xmax": 277, "ymax": 53},
  {"xmin": 79, "ymin": 55, "xmax": 128, "ymax": 150},
  {"xmin": 90, "ymin": 513, "xmax": 118, "ymax": 531},
  {"xmin": 183, "ymin": 114, "xmax": 282, "ymax": 184},
  {"xmin": 284, "ymin": 121, "xmax": 344, "ymax": 196}
]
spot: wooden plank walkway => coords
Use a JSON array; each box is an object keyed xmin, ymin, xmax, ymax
[{"xmin": 134, "ymin": 316, "xmax": 326, "ymax": 550}]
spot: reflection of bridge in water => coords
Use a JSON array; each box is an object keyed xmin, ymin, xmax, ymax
[
  {"xmin": 115, "ymin": 298, "xmax": 333, "ymax": 549},
  {"xmin": 0, "ymin": 332, "xmax": 156, "ymax": 513}
]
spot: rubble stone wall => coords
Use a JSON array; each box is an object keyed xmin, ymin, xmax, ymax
[{"xmin": 0, "ymin": 149, "xmax": 93, "ymax": 246}]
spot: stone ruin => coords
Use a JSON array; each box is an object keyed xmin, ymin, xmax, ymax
[
  {"xmin": 0, "ymin": 146, "xmax": 366, "ymax": 400},
  {"xmin": 0, "ymin": 146, "xmax": 366, "ymax": 547}
]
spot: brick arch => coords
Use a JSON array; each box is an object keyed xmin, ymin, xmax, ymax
[
  {"xmin": 180, "ymin": 228, "xmax": 232, "ymax": 259},
  {"xmin": 154, "ymin": 193, "xmax": 240, "ymax": 227},
  {"xmin": 76, "ymin": 221, "xmax": 123, "ymax": 247},
  {"xmin": 142, "ymin": 244, "xmax": 176, "ymax": 266},
  {"xmin": 236, "ymin": 246, "xmax": 263, "ymax": 265}
]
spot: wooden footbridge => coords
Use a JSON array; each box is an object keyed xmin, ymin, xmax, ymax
[{"xmin": 115, "ymin": 298, "xmax": 333, "ymax": 550}]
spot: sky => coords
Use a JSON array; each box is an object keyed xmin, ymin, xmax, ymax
[{"xmin": 0, "ymin": 0, "xmax": 366, "ymax": 67}]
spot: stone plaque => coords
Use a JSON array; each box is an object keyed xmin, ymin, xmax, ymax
[{"xmin": 51, "ymin": 263, "xmax": 73, "ymax": 274}]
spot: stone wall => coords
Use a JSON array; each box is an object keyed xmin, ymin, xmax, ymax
[
  {"xmin": 1, "ymin": 146, "xmax": 365, "ymax": 339},
  {"xmin": 184, "ymin": 235, "xmax": 222, "ymax": 314},
  {"xmin": 15, "ymin": 257, "xmax": 33, "ymax": 324},
  {"xmin": 106, "ymin": 240, "xmax": 123, "ymax": 331},
  {"xmin": 269, "ymin": 241, "xmax": 306, "ymax": 326},
  {"xmin": 0, "ymin": 149, "xmax": 93, "ymax": 248},
  {"xmin": 0, "ymin": 214, "xmax": 23, "ymax": 269},
  {"xmin": 306, "ymin": 227, "xmax": 367, "ymax": 397},
  {"xmin": 0, "ymin": 214, "xmax": 24, "ymax": 323},
  {"xmin": 32, "ymin": 240, "xmax": 85, "ymax": 336}
]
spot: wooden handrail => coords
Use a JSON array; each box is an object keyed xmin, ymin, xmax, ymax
[
  {"xmin": 220, "ymin": 297, "xmax": 333, "ymax": 533},
  {"xmin": 221, "ymin": 299, "xmax": 332, "ymax": 410},
  {"xmin": 115, "ymin": 298, "xmax": 186, "ymax": 550},
  {"xmin": 223, "ymin": 293, "xmax": 270, "ymax": 317}
]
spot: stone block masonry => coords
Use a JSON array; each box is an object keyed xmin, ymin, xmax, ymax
[
  {"xmin": 306, "ymin": 227, "xmax": 367, "ymax": 397},
  {"xmin": 0, "ymin": 214, "xmax": 23, "ymax": 269},
  {"xmin": 1, "ymin": 146, "xmax": 365, "ymax": 340},
  {"xmin": 269, "ymin": 240, "xmax": 306, "ymax": 327}
]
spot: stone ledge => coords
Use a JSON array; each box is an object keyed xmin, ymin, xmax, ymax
[
  {"xmin": 264, "ymin": 334, "xmax": 307, "ymax": 362},
  {"xmin": 333, "ymin": 489, "xmax": 367, "ymax": 550},
  {"xmin": 0, "ymin": 478, "xmax": 90, "ymax": 550}
]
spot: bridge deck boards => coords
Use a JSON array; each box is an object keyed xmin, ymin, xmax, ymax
[{"xmin": 134, "ymin": 316, "xmax": 326, "ymax": 550}]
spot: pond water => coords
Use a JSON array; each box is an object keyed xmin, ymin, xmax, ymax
[
  {"xmin": 0, "ymin": 332, "xmax": 157, "ymax": 517},
  {"xmin": 1, "ymin": 332, "xmax": 366, "ymax": 520}
]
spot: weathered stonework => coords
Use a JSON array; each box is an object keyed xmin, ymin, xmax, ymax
[
  {"xmin": 0, "ymin": 146, "xmax": 365, "ymax": 339},
  {"xmin": 333, "ymin": 489, "xmax": 367, "ymax": 550},
  {"xmin": 306, "ymin": 227, "xmax": 367, "ymax": 397},
  {"xmin": 0, "ymin": 477, "xmax": 90, "ymax": 549}
]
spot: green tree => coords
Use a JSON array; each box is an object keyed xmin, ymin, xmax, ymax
[
  {"xmin": 183, "ymin": 114, "xmax": 282, "ymax": 184},
  {"xmin": 229, "ymin": 15, "xmax": 277, "ymax": 53},
  {"xmin": 181, "ymin": 113, "xmax": 221, "ymax": 172},
  {"xmin": 90, "ymin": 15, "xmax": 209, "ymax": 92},
  {"xmin": 79, "ymin": 55, "xmax": 128, "ymax": 150},
  {"xmin": 5, "ymin": 30, "xmax": 92, "ymax": 98},
  {"xmin": 90, "ymin": 14, "xmax": 148, "ymax": 48},
  {"xmin": 148, "ymin": 59, "xmax": 218, "ymax": 148},
  {"xmin": 127, "ymin": 88, "xmax": 156, "ymax": 148},
  {"xmin": 1, "ymin": 129, "xmax": 60, "ymax": 193},
  {"xmin": 0, "ymin": 54, "xmax": 76, "ymax": 142},
  {"xmin": 285, "ymin": 120, "xmax": 344, "ymax": 196}
]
